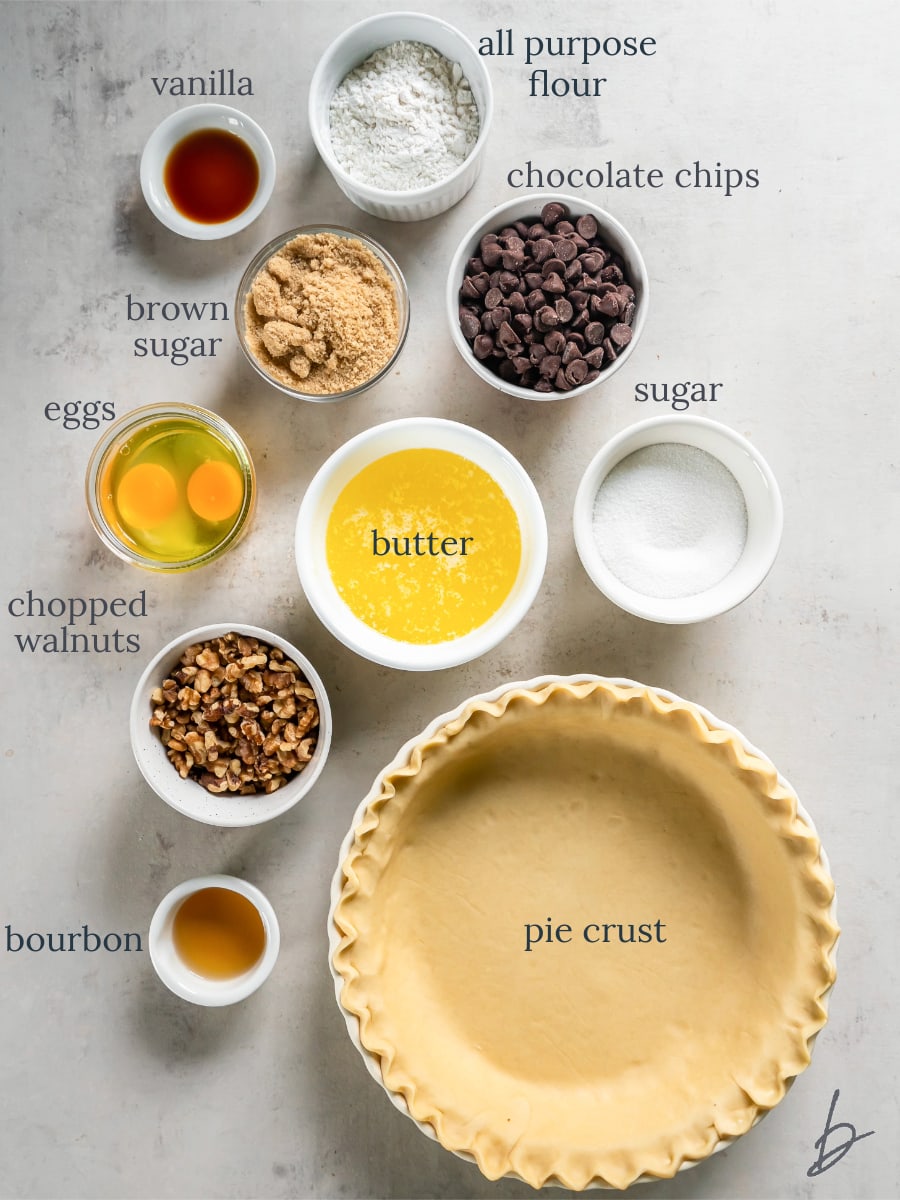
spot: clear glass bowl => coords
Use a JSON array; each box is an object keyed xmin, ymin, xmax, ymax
[
  {"xmin": 235, "ymin": 224, "xmax": 410, "ymax": 402},
  {"xmin": 85, "ymin": 403, "xmax": 256, "ymax": 572}
]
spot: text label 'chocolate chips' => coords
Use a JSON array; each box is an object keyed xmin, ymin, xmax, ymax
[{"xmin": 458, "ymin": 203, "xmax": 639, "ymax": 394}]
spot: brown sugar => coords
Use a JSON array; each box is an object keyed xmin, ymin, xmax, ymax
[{"xmin": 242, "ymin": 232, "xmax": 400, "ymax": 395}]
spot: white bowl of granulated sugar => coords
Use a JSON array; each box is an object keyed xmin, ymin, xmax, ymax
[
  {"xmin": 308, "ymin": 12, "xmax": 493, "ymax": 222},
  {"xmin": 573, "ymin": 416, "xmax": 784, "ymax": 624}
]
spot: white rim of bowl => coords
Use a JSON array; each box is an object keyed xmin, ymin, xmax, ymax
[
  {"xmin": 149, "ymin": 874, "xmax": 280, "ymax": 1006},
  {"xmin": 573, "ymin": 416, "xmax": 784, "ymax": 623},
  {"xmin": 446, "ymin": 193, "xmax": 649, "ymax": 401},
  {"xmin": 326, "ymin": 672, "xmax": 838, "ymax": 1188},
  {"xmin": 139, "ymin": 103, "xmax": 276, "ymax": 240},
  {"xmin": 235, "ymin": 224, "xmax": 410, "ymax": 402},
  {"xmin": 308, "ymin": 11, "xmax": 494, "ymax": 202},
  {"xmin": 130, "ymin": 622, "xmax": 332, "ymax": 826},
  {"xmin": 295, "ymin": 417, "xmax": 548, "ymax": 671}
]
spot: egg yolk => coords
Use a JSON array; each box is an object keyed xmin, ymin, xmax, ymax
[
  {"xmin": 187, "ymin": 460, "xmax": 243, "ymax": 522},
  {"xmin": 116, "ymin": 462, "xmax": 178, "ymax": 528}
]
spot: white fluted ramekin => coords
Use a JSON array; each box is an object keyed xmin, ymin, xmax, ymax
[{"xmin": 308, "ymin": 12, "xmax": 493, "ymax": 222}]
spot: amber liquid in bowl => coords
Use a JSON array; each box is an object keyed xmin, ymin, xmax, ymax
[
  {"xmin": 164, "ymin": 128, "xmax": 259, "ymax": 223},
  {"xmin": 172, "ymin": 887, "xmax": 266, "ymax": 979}
]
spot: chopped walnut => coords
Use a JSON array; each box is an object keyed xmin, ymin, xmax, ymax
[{"xmin": 149, "ymin": 632, "xmax": 320, "ymax": 796}]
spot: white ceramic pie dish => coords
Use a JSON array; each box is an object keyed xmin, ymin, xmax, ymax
[{"xmin": 327, "ymin": 674, "xmax": 838, "ymax": 1189}]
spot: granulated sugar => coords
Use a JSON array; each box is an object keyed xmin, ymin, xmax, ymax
[
  {"xmin": 591, "ymin": 443, "xmax": 748, "ymax": 599},
  {"xmin": 329, "ymin": 41, "xmax": 479, "ymax": 191}
]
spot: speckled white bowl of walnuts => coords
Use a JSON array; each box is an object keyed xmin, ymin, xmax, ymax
[{"xmin": 130, "ymin": 623, "xmax": 332, "ymax": 827}]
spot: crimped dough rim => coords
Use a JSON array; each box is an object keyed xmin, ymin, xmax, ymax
[{"xmin": 331, "ymin": 676, "xmax": 839, "ymax": 1190}]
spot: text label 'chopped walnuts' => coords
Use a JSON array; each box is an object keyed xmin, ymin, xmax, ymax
[{"xmin": 150, "ymin": 633, "xmax": 319, "ymax": 796}]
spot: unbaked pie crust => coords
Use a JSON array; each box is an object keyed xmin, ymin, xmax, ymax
[{"xmin": 332, "ymin": 678, "xmax": 838, "ymax": 1190}]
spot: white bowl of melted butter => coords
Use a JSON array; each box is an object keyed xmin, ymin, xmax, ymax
[{"xmin": 295, "ymin": 418, "xmax": 547, "ymax": 671}]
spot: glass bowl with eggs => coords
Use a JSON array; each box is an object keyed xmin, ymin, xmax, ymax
[{"xmin": 85, "ymin": 403, "xmax": 256, "ymax": 571}]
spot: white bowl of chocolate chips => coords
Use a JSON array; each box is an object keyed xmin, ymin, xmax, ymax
[{"xmin": 447, "ymin": 194, "xmax": 648, "ymax": 400}]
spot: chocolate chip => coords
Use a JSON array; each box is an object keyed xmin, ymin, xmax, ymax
[
  {"xmin": 498, "ymin": 358, "xmax": 518, "ymax": 382},
  {"xmin": 460, "ymin": 277, "xmax": 480, "ymax": 301},
  {"xmin": 489, "ymin": 306, "xmax": 511, "ymax": 330},
  {"xmin": 579, "ymin": 251, "xmax": 604, "ymax": 274},
  {"xmin": 498, "ymin": 271, "xmax": 520, "ymax": 294},
  {"xmin": 584, "ymin": 369, "xmax": 601, "ymax": 384},
  {"xmin": 484, "ymin": 287, "xmax": 503, "ymax": 310},
  {"xmin": 480, "ymin": 313, "xmax": 494, "ymax": 332},
  {"xmin": 544, "ymin": 330, "xmax": 566, "ymax": 355},
  {"xmin": 556, "ymin": 239, "xmax": 578, "ymax": 263},
  {"xmin": 575, "ymin": 213, "xmax": 598, "ymax": 239},
  {"xmin": 533, "ymin": 377, "xmax": 555, "ymax": 393},
  {"xmin": 529, "ymin": 343, "xmax": 548, "ymax": 364},
  {"xmin": 602, "ymin": 337, "xmax": 618, "ymax": 362},
  {"xmin": 555, "ymin": 220, "xmax": 575, "ymax": 235},
  {"xmin": 585, "ymin": 322, "xmax": 606, "ymax": 346},
  {"xmin": 497, "ymin": 321, "xmax": 519, "ymax": 348},
  {"xmin": 565, "ymin": 359, "xmax": 589, "ymax": 386},
  {"xmin": 531, "ymin": 238, "xmax": 555, "ymax": 263},
  {"xmin": 501, "ymin": 249, "xmax": 525, "ymax": 270},
  {"xmin": 568, "ymin": 290, "xmax": 589, "ymax": 312},
  {"xmin": 584, "ymin": 346, "xmax": 605, "ymax": 368},
  {"xmin": 561, "ymin": 340, "xmax": 582, "ymax": 365},
  {"xmin": 506, "ymin": 291, "xmax": 526, "ymax": 314},
  {"xmin": 541, "ymin": 201, "xmax": 569, "ymax": 227},
  {"xmin": 511, "ymin": 355, "xmax": 531, "ymax": 375},
  {"xmin": 513, "ymin": 221, "xmax": 531, "ymax": 239},
  {"xmin": 539, "ymin": 354, "xmax": 562, "ymax": 378},
  {"xmin": 525, "ymin": 289, "xmax": 546, "ymax": 312},
  {"xmin": 616, "ymin": 284, "xmax": 635, "ymax": 302},
  {"xmin": 542, "ymin": 272, "xmax": 566, "ymax": 295},
  {"xmin": 622, "ymin": 301, "xmax": 635, "ymax": 325},
  {"xmin": 473, "ymin": 334, "xmax": 494, "ymax": 360},
  {"xmin": 513, "ymin": 311, "xmax": 532, "ymax": 334},
  {"xmin": 459, "ymin": 311, "xmax": 481, "ymax": 340},
  {"xmin": 600, "ymin": 264, "xmax": 624, "ymax": 284},
  {"xmin": 481, "ymin": 241, "xmax": 502, "ymax": 267},
  {"xmin": 610, "ymin": 323, "xmax": 633, "ymax": 347},
  {"xmin": 555, "ymin": 298, "xmax": 574, "ymax": 323},
  {"xmin": 471, "ymin": 272, "xmax": 490, "ymax": 295},
  {"xmin": 528, "ymin": 223, "xmax": 550, "ymax": 239},
  {"xmin": 524, "ymin": 271, "xmax": 544, "ymax": 291},
  {"xmin": 597, "ymin": 293, "xmax": 621, "ymax": 317},
  {"xmin": 542, "ymin": 257, "xmax": 565, "ymax": 279},
  {"xmin": 554, "ymin": 368, "xmax": 573, "ymax": 391},
  {"xmin": 467, "ymin": 256, "xmax": 485, "ymax": 275}
]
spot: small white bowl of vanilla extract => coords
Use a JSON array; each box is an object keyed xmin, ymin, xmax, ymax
[
  {"xmin": 149, "ymin": 875, "xmax": 280, "ymax": 1006},
  {"xmin": 140, "ymin": 103, "xmax": 276, "ymax": 239}
]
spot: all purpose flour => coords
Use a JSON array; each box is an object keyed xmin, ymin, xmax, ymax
[{"xmin": 328, "ymin": 41, "xmax": 480, "ymax": 191}]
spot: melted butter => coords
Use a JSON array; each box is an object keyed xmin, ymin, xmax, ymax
[{"xmin": 325, "ymin": 449, "xmax": 522, "ymax": 644}]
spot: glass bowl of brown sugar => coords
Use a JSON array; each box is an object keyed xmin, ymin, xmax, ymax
[{"xmin": 235, "ymin": 225, "xmax": 410, "ymax": 402}]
